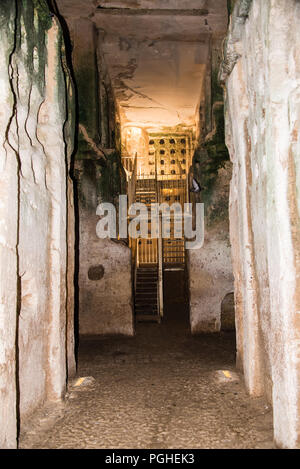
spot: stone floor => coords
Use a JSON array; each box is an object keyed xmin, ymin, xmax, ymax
[{"xmin": 20, "ymin": 311, "xmax": 274, "ymax": 449}]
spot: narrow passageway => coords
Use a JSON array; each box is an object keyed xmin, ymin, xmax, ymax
[
  {"xmin": 20, "ymin": 318, "xmax": 273, "ymax": 449},
  {"xmin": 1, "ymin": 0, "xmax": 300, "ymax": 450}
]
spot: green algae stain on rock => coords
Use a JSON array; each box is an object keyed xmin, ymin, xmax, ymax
[
  {"xmin": 192, "ymin": 103, "xmax": 231, "ymax": 226},
  {"xmin": 31, "ymin": 0, "xmax": 53, "ymax": 31}
]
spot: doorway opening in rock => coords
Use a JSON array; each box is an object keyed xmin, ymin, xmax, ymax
[
  {"xmin": 123, "ymin": 132, "xmax": 191, "ymax": 325},
  {"xmin": 163, "ymin": 268, "xmax": 189, "ymax": 326}
]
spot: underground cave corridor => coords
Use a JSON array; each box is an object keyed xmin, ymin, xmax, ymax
[{"xmin": 0, "ymin": 0, "xmax": 300, "ymax": 450}]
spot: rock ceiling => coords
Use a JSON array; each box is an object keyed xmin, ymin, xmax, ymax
[{"xmin": 57, "ymin": 0, "xmax": 228, "ymax": 131}]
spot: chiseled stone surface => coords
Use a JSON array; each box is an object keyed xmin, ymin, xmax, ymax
[
  {"xmin": 79, "ymin": 231, "xmax": 134, "ymax": 336},
  {"xmin": 188, "ymin": 227, "xmax": 233, "ymax": 333},
  {"xmin": 188, "ymin": 164, "xmax": 234, "ymax": 334},
  {"xmin": 57, "ymin": 0, "xmax": 228, "ymax": 132},
  {"xmin": 0, "ymin": 0, "xmax": 18, "ymax": 449},
  {"xmin": 70, "ymin": 15, "xmax": 133, "ymax": 337},
  {"xmin": 75, "ymin": 159, "xmax": 134, "ymax": 337},
  {"xmin": 20, "ymin": 321, "xmax": 273, "ymax": 449},
  {"xmin": 224, "ymin": 0, "xmax": 300, "ymax": 449},
  {"xmin": 0, "ymin": 0, "xmax": 75, "ymax": 448}
]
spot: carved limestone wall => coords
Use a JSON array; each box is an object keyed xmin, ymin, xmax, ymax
[
  {"xmin": 0, "ymin": 0, "xmax": 75, "ymax": 448},
  {"xmin": 224, "ymin": 0, "xmax": 300, "ymax": 449}
]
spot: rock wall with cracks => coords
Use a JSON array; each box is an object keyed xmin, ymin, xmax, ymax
[
  {"xmin": 223, "ymin": 0, "xmax": 300, "ymax": 448},
  {"xmin": 74, "ymin": 155, "xmax": 133, "ymax": 336},
  {"xmin": 188, "ymin": 35, "xmax": 234, "ymax": 334},
  {"xmin": 0, "ymin": 0, "xmax": 75, "ymax": 448},
  {"xmin": 69, "ymin": 18, "xmax": 133, "ymax": 336}
]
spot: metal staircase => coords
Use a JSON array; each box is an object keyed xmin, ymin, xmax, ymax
[
  {"xmin": 134, "ymin": 266, "xmax": 160, "ymax": 322},
  {"xmin": 127, "ymin": 137, "xmax": 190, "ymax": 324},
  {"xmin": 133, "ymin": 178, "xmax": 161, "ymax": 322}
]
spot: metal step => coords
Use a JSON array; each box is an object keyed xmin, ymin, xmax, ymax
[
  {"xmin": 136, "ymin": 314, "xmax": 161, "ymax": 323},
  {"xmin": 134, "ymin": 266, "xmax": 159, "ymax": 321}
]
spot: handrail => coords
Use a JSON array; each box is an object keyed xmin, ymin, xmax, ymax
[{"xmin": 128, "ymin": 152, "xmax": 138, "ymax": 207}]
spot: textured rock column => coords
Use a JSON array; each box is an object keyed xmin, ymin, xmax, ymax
[
  {"xmin": 188, "ymin": 36, "xmax": 234, "ymax": 333},
  {"xmin": 0, "ymin": 0, "xmax": 76, "ymax": 447},
  {"xmin": 70, "ymin": 18, "xmax": 133, "ymax": 336},
  {"xmin": 223, "ymin": 0, "xmax": 300, "ymax": 449},
  {"xmin": 0, "ymin": 0, "xmax": 18, "ymax": 449},
  {"xmin": 36, "ymin": 19, "xmax": 68, "ymax": 402},
  {"xmin": 74, "ymin": 159, "xmax": 134, "ymax": 336}
]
